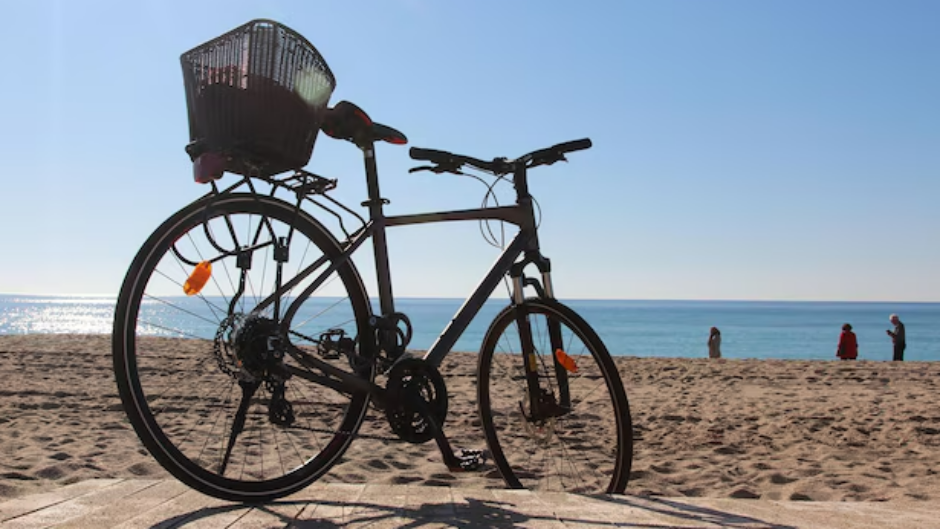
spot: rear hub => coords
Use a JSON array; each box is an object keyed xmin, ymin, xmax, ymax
[{"xmin": 214, "ymin": 314, "xmax": 284, "ymax": 381}]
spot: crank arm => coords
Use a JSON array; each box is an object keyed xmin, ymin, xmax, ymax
[{"xmin": 411, "ymin": 395, "xmax": 485, "ymax": 472}]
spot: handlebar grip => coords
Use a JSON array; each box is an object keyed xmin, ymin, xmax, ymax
[
  {"xmin": 553, "ymin": 138, "xmax": 592, "ymax": 154},
  {"xmin": 409, "ymin": 147, "xmax": 453, "ymax": 163}
]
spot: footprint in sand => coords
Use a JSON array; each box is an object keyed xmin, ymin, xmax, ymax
[
  {"xmin": 366, "ymin": 458, "xmax": 391, "ymax": 470},
  {"xmin": 730, "ymin": 488, "xmax": 760, "ymax": 499},
  {"xmin": 1, "ymin": 472, "xmax": 35, "ymax": 481},
  {"xmin": 124, "ymin": 461, "xmax": 161, "ymax": 476},
  {"xmin": 388, "ymin": 459, "xmax": 413, "ymax": 470},
  {"xmin": 35, "ymin": 463, "xmax": 77, "ymax": 480},
  {"xmin": 650, "ymin": 463, "xmax": 676, "ymax": 474},
  {"xmin": 768, "ymin": 473, "xmax": 798, "ymax": 485}
]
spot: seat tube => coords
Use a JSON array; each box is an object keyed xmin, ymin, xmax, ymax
[{"xmin": 362, "ymin": 143, "xmax": 395, "ymax": 316}]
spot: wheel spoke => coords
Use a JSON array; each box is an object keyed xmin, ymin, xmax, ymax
[
  {"xmin": 113, "ymin": 195, "xmax": 374, "ymax": 502},
  {"xmin": 478, "ymin": 299, "xmax": 632, "ymax": 494}
]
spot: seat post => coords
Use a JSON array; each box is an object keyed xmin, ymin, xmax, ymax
[
  {"xmin": 362, "ymin": 142, "xmax": 384, "ymax": 215},
  {"xmin": 361, "ymin": 142, "xmax": 396, "ymax": 316}
]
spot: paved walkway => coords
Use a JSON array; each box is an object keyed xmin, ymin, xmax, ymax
[{"xmin": 1, "ymin": 479, "xmax": 938, "ymax": 528}]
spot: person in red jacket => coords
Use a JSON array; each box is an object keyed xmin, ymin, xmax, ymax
[{"xmin": 837, "ymin": 323, "xmax": 858, "ymax": 360}]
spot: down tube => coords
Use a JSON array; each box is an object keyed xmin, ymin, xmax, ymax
[{"xmin": 423, "ymin": 232, "xmax": 528, "ymax": 367}]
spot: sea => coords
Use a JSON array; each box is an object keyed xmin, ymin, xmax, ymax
[{"xmin": 1, "ymin": 294, "xmax": 937, "ymax": 362}]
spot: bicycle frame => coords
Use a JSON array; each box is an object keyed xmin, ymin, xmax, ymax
[
  {"xmin": 222, "ymin": 142, "xmax": 562, "ymax": 408},
  {"xmin": 366, "ymin": 143, "xmax": 556, "ymax": 364}
]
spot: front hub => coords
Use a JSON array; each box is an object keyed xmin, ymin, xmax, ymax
[{"xmin": 518, "ymin": 388, "xmax": 564, "ymax": 446}]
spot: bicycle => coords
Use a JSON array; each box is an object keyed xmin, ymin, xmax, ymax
[{"xmin": 112, "ymin": 19, "xmax": 633, "ymax": 503}]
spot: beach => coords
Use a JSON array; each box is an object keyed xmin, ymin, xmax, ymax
[{"xmin": 2, "ymin": 334, "xmax": 939, "ymax": 502}]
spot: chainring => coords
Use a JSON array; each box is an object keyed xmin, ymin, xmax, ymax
[{"xmin": 384, "ymin": 357, "xmax": 448, "ymax": 444}]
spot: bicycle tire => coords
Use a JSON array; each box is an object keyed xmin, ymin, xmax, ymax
[
  {"xmin": 113, "ymin": 193, "xmax": 374, "ymax": 502},
  {"xmin": 477, "ymin": 298, "xmax": 633, "ymax": 494}
]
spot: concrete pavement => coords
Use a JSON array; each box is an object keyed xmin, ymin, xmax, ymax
[{"xmin": 1, "ymin": 479, "xmax": 937, "ymax": 528}]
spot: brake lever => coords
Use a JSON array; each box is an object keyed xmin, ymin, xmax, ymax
[
  {"xmin": 527, "ymin": 153, "xmax": 567, "ymax": 169},
  {"xmin": 409, "ymin": 164, "xmax": 465, "ymax": 175}
]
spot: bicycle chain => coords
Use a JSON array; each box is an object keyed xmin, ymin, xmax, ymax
[
  {"xmin": 211, "ymin": 315, "xmax": 422, "ymax": 445},
  {"xmin": 213, "ymin": 314, "xmax": 244, "ymax": 379}
]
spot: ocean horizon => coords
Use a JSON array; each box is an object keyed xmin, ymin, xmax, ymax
[{"xmin": 1, "ymin": 294, "xmax": 937, "ymax": 362}]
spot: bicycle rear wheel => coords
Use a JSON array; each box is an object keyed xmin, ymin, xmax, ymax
[
  {"xmin": 477, "ymin": 298, "xmax": 632, "ymax": 494},
  {"xmin": 113, "ymin": 193, "xmax": 373, "ymax": 502}
]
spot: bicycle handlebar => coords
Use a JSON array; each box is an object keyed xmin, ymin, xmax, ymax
[
  {"xmin": 408, "ymin": 138, "xmax": 592, "ymax": 176},
  {"xmin": 408, "ymin": 147, "xmax": 450, "ymax": 163},
  {"xmin": 552, "ymin": 138, "xmax": 592, "ymax": 154}
]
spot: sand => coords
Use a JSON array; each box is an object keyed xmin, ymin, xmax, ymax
[{"xmin": 2, "ymin": 334, "xmax": 939, "ymax": 502}]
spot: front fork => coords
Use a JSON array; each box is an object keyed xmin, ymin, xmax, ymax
[{"xmin": 509, "ymin": 255, "xmax": 572, "ymax": 422}]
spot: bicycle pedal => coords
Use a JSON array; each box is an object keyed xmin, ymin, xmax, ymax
[{"xmin": 448, "ymin": 449, "xmax": 486, "ymax": 472}]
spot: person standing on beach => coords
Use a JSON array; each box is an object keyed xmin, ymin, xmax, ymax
[
  {"xmin": 886, "ymin": 314, "xmax": 906, "ymax": 361},
  {"xmin": 836, "ymin": 323, "xmax": 858, "ymax": 360},
  {"xmin": 708, "ymin": 327, "xmax": 722, "ymax": 359}
]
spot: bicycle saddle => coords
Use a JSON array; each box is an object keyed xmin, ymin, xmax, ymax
[{"xmin": 321, "ymin": 100, "xmax": 407, "ymax": 148}]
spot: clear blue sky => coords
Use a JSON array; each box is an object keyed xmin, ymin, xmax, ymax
[{"xmin": 2, "ymin": 0, "xmax": 938, "ymax": 301}]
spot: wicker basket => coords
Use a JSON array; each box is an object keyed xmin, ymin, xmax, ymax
[{"xmin": 181, "ymin": 19, "xmax": 336, "ymax": 177}]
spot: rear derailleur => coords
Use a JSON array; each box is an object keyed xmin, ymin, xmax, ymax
[
  {"xmin": 383, "ymin": 357, "xmax": 485, "ymax": 472},
  {"xmin": 213, "ymin": 314, "xmax": 296, "ymax": 428}
]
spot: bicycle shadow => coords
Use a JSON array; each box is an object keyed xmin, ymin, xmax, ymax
[
  {"xmin": 149, "ymin": 491, "xmax": 794, "ymax": 528},
  {"xmin": 151, "ymin": 497, "xmax": 537, "ymax": 528},
  {"xmin": 582, "ymin": 494, "xmax": 797, "ymax": 529}
]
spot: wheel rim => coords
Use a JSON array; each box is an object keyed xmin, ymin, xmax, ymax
[
  {"xmin": 114, "ymin": 195, "xmax": 372, "ymax": 498},
  {"xmin": 479, "ymin": 302, "xmax": 630, "ymax": 494}
]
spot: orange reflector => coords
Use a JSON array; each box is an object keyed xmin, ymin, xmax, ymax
[
  {"xmin": 555, "ymin": 349, "xmax": 578, "ymax": 373},
  {"xmin": 183, "ymin": 261, "xmax": 212, "ymax": 296}
]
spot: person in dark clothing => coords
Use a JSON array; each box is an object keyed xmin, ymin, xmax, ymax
[
  {"xmin": 708, "ymin": 327, "xmax": 722, "ymax": 359},
  {"xmin": 886, "ymin": 314, "xmax": 906, "ymax": 361},
  {"xmin": 836, "ymin": 323, "xmax": 858, "ymax": 360}
]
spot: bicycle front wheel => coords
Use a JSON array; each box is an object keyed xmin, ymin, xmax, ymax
[
  {"xmin": 113, "ymin": 193, "xmax": 374, "ymax": 502},
  {"xmin": 478, "ymin": 298, "xmax": 633, "ymax": 494}
]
